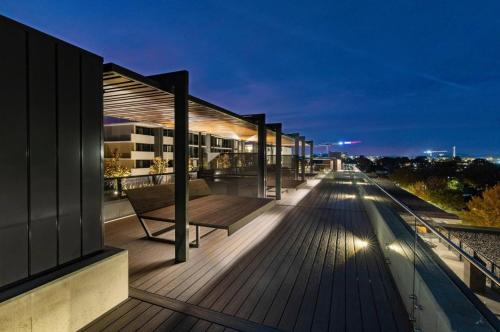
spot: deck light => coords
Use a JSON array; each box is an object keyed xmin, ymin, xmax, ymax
[
  {"xmin": 355, "ymin": 238, "xmax": 369, "ymax": 249},
  {"xmin": 386, "ymin": 242, "xmax": 404, "ymax": 255}
]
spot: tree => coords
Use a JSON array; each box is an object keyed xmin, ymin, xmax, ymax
[
  {"xmin": 412, "ymin": 156, "xmax": 429, "ymax": 167},
  {"xmin": 462, "ymin": 159, "xmax": 500, "ymax": 190},
  {"xmin": 149, "ymin": 157, "xmax": 168, "ymax": 174},
  {"xmin": 461, "ymin": 184, "xmax": 500, "ymax": 227},
  {"xmin": 377, "ymin": 157, "xmax": 410, "ymax": 172},
  {"xmin": 390, "ymin": 167, "xmax": 419, "ymax": 186},
  {"xmin": 149, "ymin": 157, "xmax": 168, "ymax": 185},
  {"xmin": 104, "ymin": 149, "xmax": 131, "ymax": 178},
  {"xmin": 408, "ymin": 181, "xmax": 429, "ymax": 200},
  {"xmin": 355, "ymin": 156, "xmax": 375, "ymax": 172}
]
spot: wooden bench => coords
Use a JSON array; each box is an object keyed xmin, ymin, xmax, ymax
[{"xmin": 125, "ymin": 179, "xmax": 275, "ymax": 247}]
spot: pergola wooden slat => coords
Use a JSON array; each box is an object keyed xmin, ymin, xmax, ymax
[{"xmin": 103, "ymin": 64, "xmax": 259, "ymax": 141}]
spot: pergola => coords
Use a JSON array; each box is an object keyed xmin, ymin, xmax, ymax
[
  {"xmin": 103, "ymin": 64, "xmax": 258, "ymax": 140},
  {"xmin": 102, "ymin": 63, "xmax": 280, "ymax": 262}
]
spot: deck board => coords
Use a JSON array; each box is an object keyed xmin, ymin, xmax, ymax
[
  {"xmin": 311, "ymin": 210, "xmax": 339, "ymax": 331},
  {"xmin": 85, "ymin": 172, "xmax": 410, "ymax": 331},
  {"xmin": 276, "ymin": 208, "xmax": 328, "ymax": 329},
  {"xmin": 194, "ymin": 207, "xmax": 305, "ymax": 311}
]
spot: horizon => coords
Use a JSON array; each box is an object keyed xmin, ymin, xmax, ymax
[{"xmin": 1, "ymin": 1, "xmax": 499, "ymax": 156}]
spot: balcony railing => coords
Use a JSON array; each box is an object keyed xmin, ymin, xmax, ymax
[
  {"xmin": 104, "ymin": 172, "xmax": 175, "ymax": 201},
  {"xmin": 355, "ymin": 167, "xmax": 499, "ymax": 328}
]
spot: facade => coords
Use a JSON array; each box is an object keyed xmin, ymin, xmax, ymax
[
  {"xmin": 104, "ymin": 121, "xmax": 250, "ymax": 175},
  {"xmin": 0, "ymin": 15, "xmax": 127, "ymax": 330},
  {"xmin": 104, "ymin": 122, "xmax": 163, "ymax": 175}
]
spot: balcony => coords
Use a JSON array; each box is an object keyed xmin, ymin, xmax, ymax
[
  {"xmin": 131, "ymin": 133, "xmax": 155, "ymax": 144},
  {"xmin": 130, "ymin": 151, "xmax": 154, "ymax": 160},
  {"xmin": 163, "ymin": 136, "xmax": 174, "ymax": 145}
]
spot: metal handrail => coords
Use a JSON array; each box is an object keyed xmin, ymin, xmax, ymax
[
  {"xmin": 104, "ymin": 172, "xmax": 175, "ymax": 181},
  {"xmin": 358, "ymin": 170, "xmax": 500, "ymax": 287}
]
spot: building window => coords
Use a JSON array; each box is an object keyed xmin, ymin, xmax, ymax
[
  {"xmin": 210, "ymin": 136, "xmax": 233, "ymax": 150},
  {"xmin": 163, "ymin": 145, "xmax": 174, "ymax": 152},
  {"xmin": 163, "ymin": 129, "xmax": 174, "ymax": 137},
  {"xmin": 136, "ymin": 143, "xmax": 154, "ymax": 152},
  {"xmin": 188, "ymin": 133, "xmax": 199, "ymax": 145},
  {"xmin": 136, "ymin": 126, "xmax": 154, "ymax": 136},
  {"xmin": 189, "ymin": 146, "xmax": 199, "ymax": 158},
  {"xmin": 135, "ymin": 160, "xmax": 152, "ymax": 168}
]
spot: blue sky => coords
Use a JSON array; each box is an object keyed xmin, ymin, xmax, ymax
[{"xmin": 2, "ymin": 1, "xmax": 499, "ymax": 156}]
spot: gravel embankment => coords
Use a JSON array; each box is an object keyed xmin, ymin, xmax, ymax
[{"xmin": 449, "ymin": 230, "xmax": 500, "ymax": 266}]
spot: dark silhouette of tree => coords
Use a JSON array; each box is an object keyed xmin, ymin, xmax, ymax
[
  {"xmin": 462, "ymin": 159, "xmax": 500, "ymax": 190},
  {"xmin": 355, "ymin": 156, "xmax": 375, "ymax": 172},
  {"xmin": 376, "ymin": 157, "xmax": 410, "ymax": 172},
  {"xmin": 412, "ymin": 156, "xmax": 429, "ymax": 167}
]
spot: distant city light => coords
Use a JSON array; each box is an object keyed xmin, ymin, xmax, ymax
[{"xmin": 325, "ymin": 140, "xmax": 362, "ymax": 146}]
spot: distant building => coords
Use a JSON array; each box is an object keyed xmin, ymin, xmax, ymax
[
  {"xmin": 104, "ymin": 122, "xmax": 161, "ymax": 175},
  {"xmin": 104, "ymin": 121, "xmax": 247, "ymax": 175},
  {"xmin": 328, "ymin": 151, "xmax": 343, "ymax": 159}
]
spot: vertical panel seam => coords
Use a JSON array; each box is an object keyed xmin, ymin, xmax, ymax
[
  {"xmin": 55, "ymin": 43, "xmax": 60, "ymax": 265},
  {"xmin": 25, "ymin": 30, "xmax": 31, "ymax": 277},
  {"xmin": 79, "ymin": 52, "xmax": 83, "ymax": 257}
]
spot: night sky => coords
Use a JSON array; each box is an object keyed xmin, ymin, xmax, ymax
[{"xmin": 2, "ymin": 1, "xmax": 499, "ymax": 156}]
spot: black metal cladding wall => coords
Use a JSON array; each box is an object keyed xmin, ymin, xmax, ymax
[{"xmin": 0, "ymin": 16, "xmax": 103, "ymax": 288}]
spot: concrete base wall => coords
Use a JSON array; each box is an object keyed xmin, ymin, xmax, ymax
[
  {"xmin": 0, "ymin": 250, "xmax": 128, "ymax": 331},
  {"xmin": 103, "ymin": 198, "xmax": 135, "ymax": 222}
]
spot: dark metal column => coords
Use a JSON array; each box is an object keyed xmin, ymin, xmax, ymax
[
  {"xmin": 300, "ymin": 136, "xmax": 306, "ymax": 181},
  {"xmin": 173, "ymin": 72, "xmax": 190, "ymax": 262},
  {"xmin": 306, "ymin": 140, "xmax": 314, "ymax": 174},
  {"xmin": 310, "ymin": 140, "xmax": 314, "ymax": 168},
  {"xmin": 267, "ymin": 123, "xmax": 282, "ymax": 200},
  {"xmin": 244, "ymin": 114, "xmax": 266, "ymax": 198},
  {"xmin": 290, "ymin": 133, "xmax": 300, "ymax": 180},
  {"xmin": 151, "ymin": 71, "xmax": 190, "ymax": 263},
  {"xmin": 256, "ymin": 114, "xmax": 267, "ymax": 198},
  {"xmin": 154, "ymin": 127, "xmax": 163, "ymax": 158},
  {"xmin": 198, "ymin": 132, "xmax": 203, "ymax": 171}
]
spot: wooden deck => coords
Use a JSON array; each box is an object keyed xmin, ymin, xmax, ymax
[{"xmin": 83, "ymin": 172, "xmax": 410, "ymax": 331}]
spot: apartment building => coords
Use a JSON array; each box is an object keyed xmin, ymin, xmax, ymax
[
  {"xmin": 104, "ymin": 121, "xmax": 245, "ymax": 175},
  {"xmin": 104, "ymin": 122, "xmax": 162, "ymax": 175}
]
